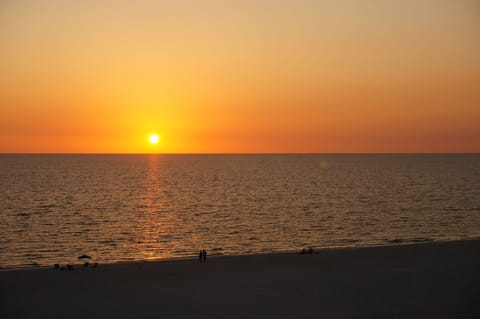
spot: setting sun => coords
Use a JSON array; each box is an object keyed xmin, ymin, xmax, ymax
[{"xmin": 149, "ymin": 134, "xmax": 159, "ymax": 144}]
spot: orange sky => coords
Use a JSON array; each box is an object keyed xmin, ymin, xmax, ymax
[{"xmin": 1, "ymin": 0, "xmax": 479, "ymax": 153}]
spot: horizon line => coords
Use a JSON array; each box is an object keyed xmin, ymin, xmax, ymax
[{"xmin": 0, "ymin": 152, "xmax": 479, "ymax": 155}]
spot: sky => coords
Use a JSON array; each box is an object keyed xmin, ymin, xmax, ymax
[{"xmin": 1, "ymin": 0, "xmax": 479, "ymax": 153}]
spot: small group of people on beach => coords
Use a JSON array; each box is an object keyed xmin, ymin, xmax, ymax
[
  {"xmin": 54, "ymin": 263, "xmax": 75, "ymax": 270},
  {"xmin": 299, "ymin": 248, "xmax": 314, "ymax": 255},
  {"xmin": 53, "ymin": 262, "xmax": 98, "ymax": 270},
  {"xmin": 198, "ymin": 249, "xmax": 207, "ymax": 262}
]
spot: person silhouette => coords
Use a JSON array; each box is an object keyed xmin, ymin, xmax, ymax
[
  {"xmin": 199, "ymin": 250, "xmax": 203, "ymax": 262},
  {"xmin": 202, "ymin": 249, "xmax": 207, "ymax": 262}
]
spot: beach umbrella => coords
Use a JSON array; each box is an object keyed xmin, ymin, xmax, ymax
[{"xmin": 78, "ymin": 254, "xmax": 92, "ymax": 260}]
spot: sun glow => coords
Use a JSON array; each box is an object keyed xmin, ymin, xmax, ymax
[{"xmin": 149, "ymin": 134, "xmax": 159, "ymax": 144}]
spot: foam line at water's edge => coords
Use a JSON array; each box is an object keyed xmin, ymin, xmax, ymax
[{"xmin": 1, "ymin": 236, "xmax": 479, "ymax": 272}]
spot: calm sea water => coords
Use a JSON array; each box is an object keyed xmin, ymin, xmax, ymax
[{"xmin": 0, "ymin": 154, "xmax": 479, "ymax": 268}]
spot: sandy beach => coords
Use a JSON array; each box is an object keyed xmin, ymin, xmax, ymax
[{"xmin": 1, "ymin": 239, "xmax": 479, "ymax": 319}]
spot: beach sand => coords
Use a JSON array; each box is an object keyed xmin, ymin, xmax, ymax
[{"xmin": 1, "ymin": 239, "xmax": 479, "ymax": 319}]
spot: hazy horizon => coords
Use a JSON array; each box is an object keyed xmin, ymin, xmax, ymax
[{"xmin": 1, "ymin": 152, "xmax": 479, "ymax": 155}]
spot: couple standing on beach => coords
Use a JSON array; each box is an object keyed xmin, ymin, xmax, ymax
[{"xmin": 199, "ymin": 249, "xmax": 207, "ymax": 262}]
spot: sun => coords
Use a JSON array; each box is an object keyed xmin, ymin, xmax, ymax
[{"xmin": 149, "ymin": 134, "xmax": 159, "ymax": 144}]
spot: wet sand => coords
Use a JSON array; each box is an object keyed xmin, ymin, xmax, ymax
[{"xmin": 1, "ymin": 239, "xmax": 479, "ymax": 319}]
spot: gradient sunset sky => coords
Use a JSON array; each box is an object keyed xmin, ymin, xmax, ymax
[{"xmin": 1, "ymin": 0, "xmax": 479, "ymax": 153}]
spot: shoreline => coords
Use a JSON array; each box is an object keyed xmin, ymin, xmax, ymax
[{"xmin": 1, "ymin": 236, "xmax": 479, "ymax": 272}]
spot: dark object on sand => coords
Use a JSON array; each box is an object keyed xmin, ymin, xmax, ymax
[
  {"xmin": 78, "ymin": 255, "xmax": 92, "ymax": 260},
  {"xmin": 307, "ymin": 248, "xmax": 314, "ymax": 254},
  {"xmin": 67, "ymin": 264, "xmax": 74, "ymax": 270},
  {"xmin": 54, "ymin": 263, "xmax": 59, "ymax": 269},
  {"xmin": 199, "ymin": 250, "xmax": 207, "ymax": 262},
  {"xmin": 92, "ymin": 263, "xmax": 98, "ymax": 268},
  {"xmin": 83, "ymin": 262, "xmax": 89, "ymax": 267},
  {"xmin": 299, "ymin": 249, "xmax": 306, "ymax": 255}
]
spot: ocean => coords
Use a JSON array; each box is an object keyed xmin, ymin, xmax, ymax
[{"xmin": 0, "ymin": 154, "xmax": 479, "ymax": 268}]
